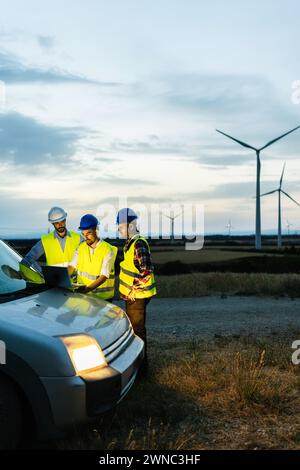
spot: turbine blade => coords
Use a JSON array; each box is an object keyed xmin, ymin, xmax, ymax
[
  {"xmin": 216, "ymin": 129, "xmax": 257, "ymax": 151},
  {"xmin": 161, "ymin": 212, "xmax": 171, "ymax": 219},
  {"xmin": 279, "ymin": 162, "xmax": 286, "ymax": 189},
  {"xmin": 281, "ymin": 190, "xmax": 300, "ymax": 207},
  {"xmin": 260, "ymin": 189, "xmax": 278, "ymax": 197},
  {"xmin": 259, "ymin": 125, "xmax": 300, "ymax": 151}
]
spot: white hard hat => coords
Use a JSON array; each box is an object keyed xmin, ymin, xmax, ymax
[{"xmin": 48, "ymin": 206, "xmax": 67, "ymax": 224}]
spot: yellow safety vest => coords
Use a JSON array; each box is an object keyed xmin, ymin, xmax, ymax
[
  {"xmin": 41, "ymin": 231, "xmax": 80, "ymax": 266},
  {"xmin": 77, "ymin": 240, "xmax": 118, "ymax": 300},
  {"xmin": 119, "ymin": 235, "xmax": 157, "ymax": 299}
]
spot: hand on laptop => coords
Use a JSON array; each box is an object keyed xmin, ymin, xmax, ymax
[{"xmin": 76, "ymin": 285, "xmax": 90, "ymax": 294}]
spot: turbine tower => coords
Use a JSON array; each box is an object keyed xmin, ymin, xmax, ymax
[
  {"xmin": 260, "ymin": 163, "xmax": 300, "ymax": 247},
  {"xmin": 216, "ymin": 125, "xmax": 300, "ymax": 250}
]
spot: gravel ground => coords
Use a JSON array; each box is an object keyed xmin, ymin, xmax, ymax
[{"xmin": 114, "ymin": 296, "xmax": 300, "ymax": 338}]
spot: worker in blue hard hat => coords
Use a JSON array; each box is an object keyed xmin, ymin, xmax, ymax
[
  {"xmin": 21, "ymin": 206, "xmax": 81, "ymax": 276},
  {"xmin": 68, "ymin": 214, "xmax": 118, "ymax": 300},
  {"xmin": 117, "ymin": 207, "xmax": 157, "ymax": 377}
]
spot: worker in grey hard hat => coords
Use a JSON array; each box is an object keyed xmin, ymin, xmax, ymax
[{"xmin": 21, "ymin": 206, "xmax": 81, "ymax": 274}]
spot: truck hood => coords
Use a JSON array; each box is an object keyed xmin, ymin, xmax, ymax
[{"xmin": 0, "ymin": 287, "xmax": 129, "ymax": 350}]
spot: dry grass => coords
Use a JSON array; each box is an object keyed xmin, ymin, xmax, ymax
[
  {"xmin": 156, "ymin": 272, "xmax": 300, "ymax": 297},
  {"xmin": 57, "ymin": 331, "xmax": 300, "ymax": 450}
]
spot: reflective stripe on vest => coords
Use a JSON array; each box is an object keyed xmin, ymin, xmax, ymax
[
  {"xmin": 41, "ymin": 231, "xmax": 80, "ymax": 266},
  {"xmin": 119, "ymin": 235, "xmax": 157, "ymax": 299},
  {"xmin": 77, "ymin": 240, "xmax": 118, "ymax": 300},
  {"xmin": 119, "ymin": 278, "xmax": 156, "ymax": 291},
  {"xmin": 77, "ymin": 271, "xmax": 115, "ymax": 281},
  {"xmin": 120, "ymin": 266, "xmax": 143, "ymax": 278}
]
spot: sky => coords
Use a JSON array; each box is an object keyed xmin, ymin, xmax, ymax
[{"xmin": 0, "ymin": 0, "xmax": 300, "ymax": 238}]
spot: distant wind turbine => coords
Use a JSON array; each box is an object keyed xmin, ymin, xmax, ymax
[
  {"xmin": 216, "ymin": 125, "xmax": 300, "ymax": 250},
  {"xmin": 225, "ymin": 220, "xmax": 233, "ymax": 237},
  {"xmin": 286, "ymin": 219, "xmax": 294, "ymax": 236},
  {"xmin": 161, "ymin": 211, "xmax": 182, "ymax": 242},
  {"xmin": 260, "ymin": 163, "xmax": 300, "ymax": 247}
]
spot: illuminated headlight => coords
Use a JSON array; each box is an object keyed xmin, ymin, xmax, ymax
[{"xmin": 60, "ymin": 334, "xmax": 107, "ymax": 374}]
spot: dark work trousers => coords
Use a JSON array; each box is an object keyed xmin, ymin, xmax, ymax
[{"xmin": 125, "ymin": 297, "xmax": 151, "ymax": 366}]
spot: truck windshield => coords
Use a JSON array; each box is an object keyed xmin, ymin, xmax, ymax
[{"xmin": 0, "ymin": 240, "xmax": 47, "ymax": 301}]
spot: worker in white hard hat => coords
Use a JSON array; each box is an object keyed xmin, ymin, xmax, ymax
[{"xmin": 21, "ymin": 206, "xmax": 81, "ymax": 274}]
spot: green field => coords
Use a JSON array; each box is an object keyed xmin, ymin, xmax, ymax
[{"xmin": 151, "ymin": 248, "xmax": 270, "ymax": 265}]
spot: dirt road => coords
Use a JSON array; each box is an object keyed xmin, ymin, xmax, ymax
[{"xmin": 115, "ymin": 296, "xmax": 300, "ymax": 338}]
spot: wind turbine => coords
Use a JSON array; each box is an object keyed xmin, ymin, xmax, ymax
[
  {"xmin": 216, "ymin": 125, "xmax": 300, "ymax": 250},
  {"xmin": 161, "ymin": 211, "xmax": 182, "ymax": 242},
  {"xmin": 286, "ymin": 219, "xmax": 294, "ymax": 236},
  {"xmin": 260, "ymin": 163, "xmax": 300, "ymax": 247},
  {"xmin": 225, "ymin": 220, "xmax": 233, "ymax": 237}
]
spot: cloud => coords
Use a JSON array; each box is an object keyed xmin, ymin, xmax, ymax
[
  {"xmin": 88, "ymin": 130, "xmax": 300, "ymax": 173},
  {"xmin": 91, "ymin": 174, "xmax": 157, "ymax": 185},
  {"xmin": 0, "ymin": 111, "xmax": 84, "ymax": 166},
  {"xmin": 109, "ymin": 135, "xmax": 185, "ymax": 155},
  {"xmin": 94, "ymin": 177, "xmax": 300, "ymax": 206},
  {"xmin": 0, "ymin": 51, "xmax": 120, "ymax": 86},
  {"xmin": 96, "ymin": 71, "xmax": 300, "ymax": 169},
  {"xmin": 132, "ymin": 72, "xmax": 300, "ymax": 138},
  {"xmin": 0, "ymin": 193, "xmax": 101, "ymax": 239},
  {"xmin": 106, "ymin": 135, "xmax": 262, "ymax": 169},
  {"xmin": 178, "ymin": 177, "xmax": 300, "ymax": 202},
  {"xmin": 211, "ymin": 181, "xmax": 261, "ymax": 200},
  {"xmin": 196, "ymin": 152, "xmax": 253, "ymax": 167},
  {"xmin": 36, "ymin": 35, "xmax": 55, "ymax": 50},
  {"xmin": 135, "ymin": 72, "xmax": 276, "ymax": 116}
]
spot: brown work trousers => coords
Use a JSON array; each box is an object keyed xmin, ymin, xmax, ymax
[{"xmin": 125, "ymin": 297, "xmax": 151, "ymax": 366}]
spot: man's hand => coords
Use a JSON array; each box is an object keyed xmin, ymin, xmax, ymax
[
  {"xmin": 68, "ymin": 265, "xmax": 75, "ymax": 276},
  {"xmin": 127, "ymin": 286, "xmax": 137, "ymax": 301},
  {"xmin": 76, "ymin": 285, "xmax": 90, "ymax": 294}
]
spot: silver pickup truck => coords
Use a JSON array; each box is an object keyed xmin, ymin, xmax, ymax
[{"xmin": 0, "ymin": 239, "xmax": 144, "ymax": 449}]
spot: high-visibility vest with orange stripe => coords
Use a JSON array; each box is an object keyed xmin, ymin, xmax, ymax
[
  {"xmin": 77, "ymin": 240, "xmax": 118, "ymax": 300},
  {"xmin": 41, "ymin": 231, "xmax": 80, "ymax": 266},
  {"xmin": 119, "ymin": 235, "xmax": 157, "ymax": 299}
]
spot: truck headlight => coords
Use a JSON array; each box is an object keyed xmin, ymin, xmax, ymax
[{"xmin": 59, "ymin": 334, "xmax": 107, "ymax": 374}]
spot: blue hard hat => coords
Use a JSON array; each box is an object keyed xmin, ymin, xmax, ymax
[
  {"xmin": 116, "ymin": 208, "xmax": 138, "ymax": 225},
  {"xmin": 78, "ymin": 214, "xmax": 99, "ymax": 230}
]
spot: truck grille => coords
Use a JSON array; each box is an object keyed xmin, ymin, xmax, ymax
[{"xmin": 102, "ymin": 327, "xmax": 135, "ymax": 364}]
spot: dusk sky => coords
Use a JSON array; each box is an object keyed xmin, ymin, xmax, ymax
[{"xmin": 1, "ymin": 0, "xmax": 300, "ymax": 237}]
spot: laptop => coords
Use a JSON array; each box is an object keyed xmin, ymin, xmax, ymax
[{"xmin": 41, "ymin": 266, "xmax": 85, "ymax": 290}]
